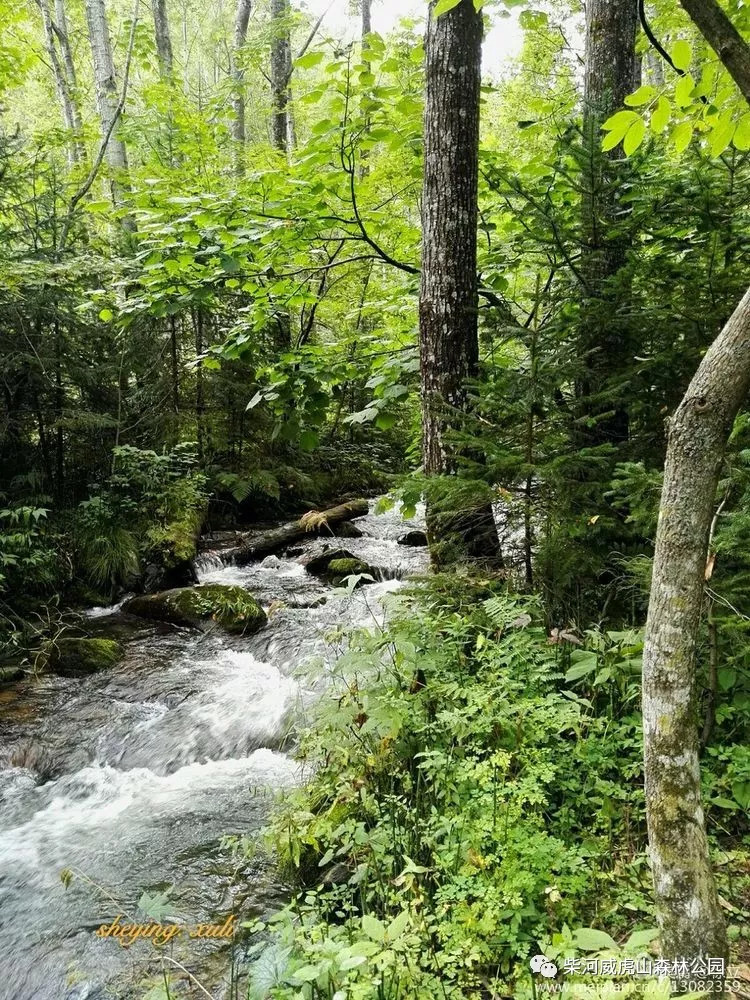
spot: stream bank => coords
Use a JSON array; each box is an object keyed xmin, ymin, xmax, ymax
[{"xmin": 0, "ymin": 501, "xmax": 428, "ymax": 1000}]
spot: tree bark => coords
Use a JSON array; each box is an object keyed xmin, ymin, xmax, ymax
[
  {"xmin": 679, "ymin": 0, "xmax": 750, "ymax": 104},
  {"xmin": 643, "ymin": 286, "xmax": 750, "ymax": 965},
  {"xmin": 578, "ymin": 0, "xmax": 639, "ymax": 446},
  {"xmin": 270, "ymin": 0, "xmax": 292, "ymax": 153},
  {"xmin": 231, "ymin": 0, "xmax": 252, "ymax": 172},
  {"xmin": 418, "ymin": 0, "xmax": 501, "ymax": 566},
  {"xmin": 37, "ymin": 0, "xmax": 83, "ymax": 165},
  {"xmin": 151, "ymin": 0, "xmax": 174, "ymax": 79},
  {"xmin": 83, "ymin": 0, "xmax": 131, "ymax": 207},
  {"xmin": 234, "ymin": 500, "xmax": 369, "ymax": 564}
]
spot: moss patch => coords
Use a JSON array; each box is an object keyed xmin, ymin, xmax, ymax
[
  {"xmin": 44, "ymin": 637, "xmax": 123, "ymax": 677},
  {"xmin": 125, "ymin": 584, "xmax": 267, "ymax": 635}
]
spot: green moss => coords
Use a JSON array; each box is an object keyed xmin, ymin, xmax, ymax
[
  {"xmin": 327, "ymin": 558, "xmax": 371, "ymax": 577},
  {"xmin": 125, "ymin": 584, "xmax": 267, "ymax": 635},
  {"xmin": 44, "ymin": 637, "xmax": 123, "ymax": 677}
]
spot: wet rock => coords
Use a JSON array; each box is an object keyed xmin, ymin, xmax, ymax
[
  {"xmin": 304, "ymin": 548, "xmax": 374, "ymax": 584},
  {"xmin": 285, "ymin": 546, "xmax": 304, "ymax": 557},
  {"xmin": 260, "ymin": 554, "xmax": 282, "ymax": 569},
  {"xmin": 10, "ymin": 741, "xmax": 59, "ymax": 781},
  {"xmin": 397, "ymin": 530, "xmax": 428, "ymax": 547},
  {"xmin": 43, "ymin": 637, "xmax": 123, "ymax": 678},
  {"xmin": 331, "ymin": 521, "xmax": 364, "ymax": 539},
  {"xmin": 142, "ymin": 559, "xmax": 198, "ymax": 593},
  {"xmin": 124, "ymin": 584, "xmax": 267, "ymax": 635},
  {"xmin": 0, "ymin": 664, "xmax": 24, "ymax": 684}
]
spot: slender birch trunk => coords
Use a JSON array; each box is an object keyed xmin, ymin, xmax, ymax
[
  {"xmin": 37, "ymin": 0, "xmax": 83, "ymax": 165},
  {"xmin": 83, "ymin": 0, "xmax": 131, "ymax": 209}
]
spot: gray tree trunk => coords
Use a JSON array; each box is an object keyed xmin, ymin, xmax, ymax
[
  {"xmin": 231, "ymin": 0, "xmax": 252, "ymax": 172},
  {"xmin": 37, "ymin": 0, "xmax": 83, "ymax": 165},
  {"xmin": 151, "ymin": 0, "xmax": 174, "ymax": 79},
  {"xmin": 83, "ymin": 0, "xmax": 131, "ymax": 204},
  {"xmin": 643, "ymin": 287, "xmax": 750, "ymax": 964},
  {"xmin": 579, "ymin": 0, "xmax": 639, "ymax": 445},
  {"xmin": 418, "ymin": 0, "xmax": 501, "ymax": 566},
  {"xmin": 270, "ymin": 0, "xmax": 292, "ymax": 153}
]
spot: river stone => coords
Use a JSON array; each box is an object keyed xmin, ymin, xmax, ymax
[
  {"xmin": 260, "ymin": 554, "xmax": 282, "ymax": 569},
  {"xmin": 397, "ymin": 530, "xmax": 428, "ymax": 547},
  {"xmin": 43, "ymin": 637, "xmax": 123, "ymax": 677},
  {"xmin": 331, "ymin": 521, "xmax": 364, "ymax": 539},
  {"xmin": 304, "ymin": 548, "xmax": 375, "ymax": 584},
  {"xmin": 124, "ymin": 584, "xmax": 267, "ymax": 635}
]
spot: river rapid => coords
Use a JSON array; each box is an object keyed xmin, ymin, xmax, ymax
[{"xmin": 0, "ymin": 501, "xmax": 428, "ymax": 1000}]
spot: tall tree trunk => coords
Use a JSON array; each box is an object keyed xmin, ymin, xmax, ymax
[
  {"xmin": 270, "ymin": 0, "xmax": 292, "ymax": 154},
  {"xmin": 37, "ymin": 0, "xmax": 83, "ymax": 165},
  {"xmin": 231, "ymin": 0, "xmax": 252, "ymax": 173},
  {"xmin": 359, "ymin": 0, "xmax": 372, "ymax": 176},
  {"xmin": 579, "ymin": 0, "xmax": 639, "ymax": 445},
  {"xmin": 418, "ymin": 0, "xmax": 501, "ymax": 567},
  {"xmin": 641, "ymin": 5, "xmax": 750, "ymax": 968},
  {"xmin": 151, "ymin": 0, "xmax": 174, "ymax": 79},
  {"xmin": 83, "ymin": 0, "xmax": 131, "ymax": 208},
  {"xmin": 643, "ymin": 288, "xmax": 750, "ymax": 965}
]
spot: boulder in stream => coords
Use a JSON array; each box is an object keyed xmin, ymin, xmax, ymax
[
  {"xmin": 397, "ymin": 530, "xmax": 428, "ymax": 547},
  {"xmin": 43, "ymin": 637, "xmax": 123, "ymax": 677},
  {"xmin": 124, "ymin": 584, "xmax": 267, "ymax": 635},
  {"xmin": 304, "ymin": 548, "xmax": 375, "ymax": 584}
]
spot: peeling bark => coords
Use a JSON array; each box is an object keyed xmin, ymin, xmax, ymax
[
  {"xmin": 643, "ymin": 286, "xmax": 750, "ymax": 964},
  {"xmin": 418, "ymin": 0, "xmax": 501, "ymax": 566}
]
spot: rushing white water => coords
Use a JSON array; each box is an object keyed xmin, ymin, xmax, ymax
[{"xmin": 0, "ymin": 499, "xmax": 428, "ymax": 1000}]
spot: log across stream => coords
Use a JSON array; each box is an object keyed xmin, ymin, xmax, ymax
[{"xmin": 0, "ymin": 500, "xmax": 428, "ymax": 1000}]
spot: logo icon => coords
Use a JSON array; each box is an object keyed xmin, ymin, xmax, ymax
[{"xmin": 530, "ymin": 954, "xmax": 559, "ymax": 979}]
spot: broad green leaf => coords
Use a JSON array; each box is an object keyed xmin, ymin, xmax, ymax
[
  {"xmin": 672, "ymin": 40, "xmax": 692, "ymax": 72},
  {"xmin": 625, "ymin": 84, "xmax": 656, "ymax": 108},
  {"xmin": 565, "ymin": 653, "xmax": 598, "ymax": 683},
  {"xmin": 734, "ymin": 113, "xmax": 750, "ymax": 151},
  {"xmin": 572, "ymin": 927, "xmax": 619, "ymax": 952},
  {"xmin": 295, "ymin": 50, "xmax": 325, "ymax": 69},
  {"xmin": 623, "ymin": 117, "xmax": 646, "ymax": 156},
  {"xmin": 674, "ymin": 74, "xmax": 695, "ymax": 108},
  {"xmin": 99, "ymin": 308, "xmax": 114, "ymax": 322},
  {"xmin": 362, "ymin": 913, "xmax": 386, "ymax": 941},
  {"xmin": 709, "ymin": 119, "xmax": 735, "ymax": 157},
  {"xmin": 671, "ymin": 121, "xmax": 694, "ymax": 154},
  {"xmin": 651, "ymin": 96, "xmax": 671, "ymax": 134},
  {"xmin": 732, "ymin": 781, "xmax": 750, "ymax": 810},
  {"xmin": 624, "ymin": 928, "xmax": 659, "ymax": 950}
]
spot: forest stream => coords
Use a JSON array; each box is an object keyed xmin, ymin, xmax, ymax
[{"xmin": 0, "ymin": 501, "xmax": 428, "ymax": 1000}]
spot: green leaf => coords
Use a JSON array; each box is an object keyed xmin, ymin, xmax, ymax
[
  {"xmin": 709, "ymin": 119, "xmax": 735, "ymax": 158},
  {"xmin": 99, "ymin": 308, "xmax": 114, "ymax": 322},
  {"xmin": 674, "ymin": 74, "xmax": 695, "ymax": 108},
  {"xmin": 718, "ymin": 667, "xmax": 737, "ymax": 691},
  {"xmin": 651, "ymin": 96, "xmax": 671, "ymax": 134},
  {"xmin": 299, "ymin": 429, "xmax": 319, "ymax": 451},
  {"xmin": 623, "ymin": 117, "xmax": 646, "ymax": 156},
  {"xmin": 671, "ymin": 121, "xmax": 694, "ymax": 154},
  {"xmin": 711, "ymin": 797, "xmax": 739, "ymax": 811},
  {"xmin": 565, "ymin": 652, "xmax": 598, "ymax": 683},
  {"xmin": 362, "ymin": 913, "xmax": 386, "ymax": 941},
  {"xmin": 433, "ymin": 0, "xmax": 462, "ymax": 16},
  {"xmin": 601, "ymin": 110, "xmax": 638, "ymax": 150},
  {"xmin": 292, "ymin": 964, "xmax": 322, "ymax": 983},
  {"xmin": 672, "ymin": 40, "xmax": 692, "ymax": 72},
  {"xmin": 295, "ymin": 50, "xmax": 325, "ymax": 69},
  {"xmin": 734, "ymin": 113, "xmax": 750, "ymax": 151},
  {"xmin": 571, "ymin": 927, "xmax": 619, "ymax": 952},
  {"xmin": 624, "ymin": 928, "xmax": 659, "ymax": 950},
  {"xmin": 625, "ymin": 85, "xmax": 656, "ymax": 108},
  {"xmin": 732, "ymin": 781, "xmax": 750, "ymax": 810}
]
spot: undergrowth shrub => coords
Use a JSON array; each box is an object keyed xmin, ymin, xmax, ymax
[{"xmin": 243, "ymin": 580, "xmax": 660, "ymax": 998}]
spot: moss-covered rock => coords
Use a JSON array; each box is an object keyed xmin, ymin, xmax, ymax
[
  {"xmin": 304, "ymin": 548, "xmax": 376, "ymax": 585},
  {"xmin": 44, "ymin": 637, "xmax": 123, "ymax": 677},
  {"xmin": 124, "ymin": 584, "xmax": 267, "ymax": 635}
]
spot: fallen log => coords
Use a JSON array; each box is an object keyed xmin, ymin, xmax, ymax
[{"xmin": 233, "ymin": 499, "xmax": 369, "ymax": 564}]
